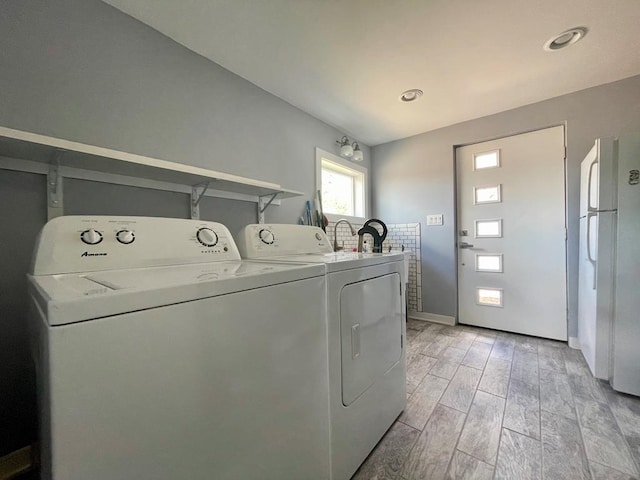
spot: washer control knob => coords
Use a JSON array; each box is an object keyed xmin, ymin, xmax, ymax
[
  {"xmin": 80, "ymin": 228, "xmax": 103, "ymax": 245},
  {"xmin": 315, "ymin": 232, "xmax": 323, "ymax": 241},
  {"xmin": 259, "ymin": 228, "xmax": 275, "ymax": 245},
  {"xmin": 116, "ymin": 229, "xmax": 135, "ymax": 244},
  {"xmin": 197, "ymin": 228, "xmax": 218, "ymax": 247}
]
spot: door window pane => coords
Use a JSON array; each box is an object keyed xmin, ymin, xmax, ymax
[
  {"xmin": 474, "ymin": 150, "xmax": 500, "ymax": 170},
  {"xmin": 474, "ymin": 185, "xmax": 502, "ymax": 204},
  {"xmin": 475, "ymin": 219, "xmax": 503, "ymax": 237},
  {"xmin": 476, "ymin": 254, "xmax": 503, "ymax": 272},
  {"xmin": 477, "ymin": 288, "xmax": 503, "ymax": 307}
]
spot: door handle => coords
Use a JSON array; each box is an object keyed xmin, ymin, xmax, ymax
[
  {"xmin": 351, "ymin": 324, "xmax": 360, "ymax": 359},
  {"xmin": 459, "ymin": 242, "xmax": 474, "ymax": 249},
  {"xmin": 586, "ymin": 212, "xmax": 597, "ymax": 290},
  {"xmin": 587, "ymin": 158, "xmax": 598, "ymax": 212}
]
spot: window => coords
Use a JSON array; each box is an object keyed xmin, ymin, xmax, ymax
[
  {"xmin": 475, "ymin": 219, "xmax": 503, "ymax": 238},
  {"xmin": 474, "ymin": 184, "xmax": 502, "ymax": 204},
  {"xmin": 477, "ymin": 287, "xmax": 503, "ymax": 307},
  {"xmin": 476, "ymin": 254, "xmax": 504, "ymax": 273},
  {"xmin": 473, "ymin": 150, "xmax": 500, "ymax": 170},
  {"xmin": 316, "ymin": 148, "xmax": 367, "ymax": 221}
]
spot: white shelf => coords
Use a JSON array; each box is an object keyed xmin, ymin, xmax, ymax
[{"xmin": 0, "ymin": 126, "xmax": 303, "ymax": 221}]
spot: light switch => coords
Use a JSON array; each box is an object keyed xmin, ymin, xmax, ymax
[{"xmin": 426, "ymin": 214, "xmax": 444, "ymax": 226}]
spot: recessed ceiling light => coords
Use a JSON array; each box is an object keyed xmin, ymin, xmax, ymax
[
  {"xmin": 399, "ymin": 89, "xmax": 423, "ymax": 103},
  {"xmin": 544, "ymin": 27, "xmax": 587, "ymax": 51}
]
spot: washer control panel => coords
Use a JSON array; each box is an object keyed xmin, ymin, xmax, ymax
[
  {"xmin": 31, "ymin": 216, "xmax": 241, "ymax": 275},
  {"xmin": 236, "ymin": 224, "xmax": 332, "ymax": 258},
  {"xmin": 116, "ymin": 229, "xmax": 135, "ymax": 245},
  {"xmin": 258, "ymin": 228, "xmax": 275, "ymax": 245},
  {"xmin": 80, "ymin": 228, "xmax": 103, "ymax": 245},
  {"xmin": 196, "ymin": 227, "xmax": 218, "ymax": 247}
]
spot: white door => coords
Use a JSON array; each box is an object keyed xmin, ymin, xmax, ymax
[{"xmin": 456, "ymin": 126, "xmax": 567, "ymax": 340}]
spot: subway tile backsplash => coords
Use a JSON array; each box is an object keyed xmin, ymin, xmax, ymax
[{"xmin": 326, "ymin": 221, "xmax": 422, "ymax": 313}]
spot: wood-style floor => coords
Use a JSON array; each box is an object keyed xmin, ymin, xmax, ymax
[{"xmin": 351, "ymin": 320, "xmax": 640, "ymax": 480}]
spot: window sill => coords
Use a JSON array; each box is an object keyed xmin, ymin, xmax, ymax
[{"xmin": 324, "ymin": 213, "xmax": 366, "ymax": 225}]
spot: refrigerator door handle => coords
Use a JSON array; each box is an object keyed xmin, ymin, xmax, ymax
[
  {"xmin": 586, "ymin": 212, "xmax": 597, "ymax": 290},
  {"xmin": 587, "ymin": 158, "xmax": 598, "ymax": 212}
]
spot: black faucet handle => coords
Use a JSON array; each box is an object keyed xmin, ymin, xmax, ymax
[
  {"xmin": 362, "ymin": 219, "xmax": 388, "ymax": 252},
  {"xmin": 357, "ymin": 225, "xmax": 381, "ymax": 252},
  {"xmin": 357, "ymin": 225, "xmax": 380, "ymax": 240},
  {"xmin": 363, "ymin": 219, "xmax": 388, "ymax": 243}
]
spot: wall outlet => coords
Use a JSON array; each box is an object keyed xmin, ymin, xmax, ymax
[{"xmin": 426, "ymin": 214, "xmax": 443, "ymax": 226}]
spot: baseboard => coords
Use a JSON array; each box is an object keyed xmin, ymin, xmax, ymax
[
  {"xmin": 408, "ymin": 311, "xmax": 456, "ymax": 326},
  {"xmin": 0, "ymin": 445, "xmax": 33, "ymax": 479},
  {"xmin": 568, "ymin": 336, "xmax": 581, "ymax": 350}
]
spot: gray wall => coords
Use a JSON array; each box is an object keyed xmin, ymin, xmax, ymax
[
  {"xmin": 0, "ymin": 0, "xmax": 371, "ymax": 221},
  {"xmin": 0, "ymin": 172, "xmax": 45, "ymax": 456},
  {"xmin": 372, "ymin": 74, "xmax": 640, "ymax": 339},
  {"xmin": 0, "ymin": 0, "xmax": 371, "ymax": 456}
]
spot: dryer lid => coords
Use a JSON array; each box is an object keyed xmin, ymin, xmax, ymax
[{"xmin": 249, "ymin": 252, "xmax": 405, "ymax": 272}]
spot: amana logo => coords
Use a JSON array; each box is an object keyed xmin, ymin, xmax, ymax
[{"xmin": 81, "ymin": 251, "xmax": 108, "ymax": 257}]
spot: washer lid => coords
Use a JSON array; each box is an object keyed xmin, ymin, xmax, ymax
[
  {"xmin": 29, "ymin": 260, "xmax": 324, "ymax": 326},
  {"xmin": 87, "ymin": 261, "xmax": 269, "ymax": 290}
]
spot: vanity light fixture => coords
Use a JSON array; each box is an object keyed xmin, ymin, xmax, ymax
[
  {"xmin": 544, "ymin": 27, "xmax": 587, "ymax": 51},
  {"xmin": 337, "ymin": 136, "xmax": 353, "ymax": 157},
  {"xmin": 336, "ymin": 135, "xmax": 364, "ymax": 162},
  {"xmin": 352, "ymin": 142, "xmax": 363, "ymax": 162}
]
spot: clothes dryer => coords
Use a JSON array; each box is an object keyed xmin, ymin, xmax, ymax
[
  {"xmin": 237, "ymin": 224, "xmax": 406, "ymax": 480},
  {"xmin": 28, "ymin": 216, "xmax": 329, "ymax": 480}
]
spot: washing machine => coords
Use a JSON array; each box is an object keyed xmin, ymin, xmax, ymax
[
  {"xmin": 236, "ymin": 224, "xmax": 407, "ymax": 480},
  {"xmin": 28, "ymin": 216, "xmax": 330, "ymax": 480}
]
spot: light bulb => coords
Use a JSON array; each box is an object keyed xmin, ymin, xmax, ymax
[{"xmin": 340, "ymin": 143, "xmax": 354, "ymax": 157}]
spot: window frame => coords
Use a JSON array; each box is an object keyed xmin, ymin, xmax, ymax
[
  {"xmin": 473, "ymin": 184, "xmax": 502, "ymax": 205},
  {"xmin": 476, "ymin": 287, "xmax": 504, "ymax": 307},
  {"xmin": 474, "ymin": 218, "xmax": 503, "ymax": 238},
  {"xmin": 473, "ymin": 149, "xmax": 501, "ymax": 171},
  {"xmin": 475, "ymin": 254, "xmax": 504, "ymax": 273},
  {"xmin": 315, "ymin": 147, "xmax": 368, "ymax": 223}
]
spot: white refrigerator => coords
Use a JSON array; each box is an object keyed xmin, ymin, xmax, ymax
[{"xmin": 578, "ymin": 134, "xmax": 640, "ymax": 396}]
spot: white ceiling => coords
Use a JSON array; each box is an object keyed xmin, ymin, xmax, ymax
[{"xmin": 102, "ymin": 0, "xmax": 640, "ymax": 146}]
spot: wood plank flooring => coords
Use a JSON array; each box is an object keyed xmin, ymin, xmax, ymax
[{"xmin": 351, "ymin": 320, "xmax": 640, "ymax": 480}]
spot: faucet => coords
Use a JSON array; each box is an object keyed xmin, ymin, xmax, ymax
[
  {"xmin": 357, "ymin": 219, "xmax": 388, "ymax": 253},
  {"xmin": 333, "ymin": 219, "xmax": 357, "ymax": 251}
]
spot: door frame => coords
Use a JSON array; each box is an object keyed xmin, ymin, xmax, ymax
[{"xmin": 452, "ymin": 124, "xmax": 569, "ymax": 338}]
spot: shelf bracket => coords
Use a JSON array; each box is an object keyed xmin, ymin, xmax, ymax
[
  {"xmin": 258, "ymin": 192, "xmax": 281, "ymax": 224},
  {"xmin": 47, "ymin": 150, "xmax": 64, "ymax": 221},
  {"xmin": 190, "ymin": 182, "xmax": 211, "ymax": 220}
]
